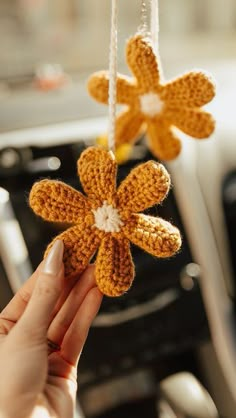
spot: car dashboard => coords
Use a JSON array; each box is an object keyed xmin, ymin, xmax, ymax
[{"xmin": 0, "ymin": 61, "xmax": 236, "ymax": 418}]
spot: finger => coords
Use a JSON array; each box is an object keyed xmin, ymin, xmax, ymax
[
  {"xmin": 48, "ymin": 265, "xmax": 96, "ymax": 345},
  {"xmin": 61, "ymin": 287, "xmax": 103, "ymax": 366},
  {"xmin": 0, "ymin": 266, "xmax": 81, "ymax": 337},
  {"xmin": 17, "ymin": 240, "xmax": 64, "ymax": 337},
  {"xmin": 0, "ymin": 263, "xmax": 42, "ymax": 331},
  {"xmin": 51, "ymin": 274, "xmax": 79, "ymax": 320},
  {"xmin": 0, "ymin": 255, "xmax": 83, "ymax": 337}
]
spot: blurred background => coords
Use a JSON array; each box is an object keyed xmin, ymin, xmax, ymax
[
  {"xmin": 0, "ymin": 0, "xmax": 236, "ymax": 131},
  {"xmin": 1, "ymin": 1, "xmax": 236, "ymax": 418}
]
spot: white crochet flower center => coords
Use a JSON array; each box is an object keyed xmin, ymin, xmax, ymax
[
  {"xmin": 92, "ymin": 201, "xmax": 123, "ymax": 233},
  {"xmin": 139, "ymin": 92, "xmax": 164, "ymax": 117}
]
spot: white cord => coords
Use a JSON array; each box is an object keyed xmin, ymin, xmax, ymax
[
  {"xmin": 150, "ymin": 0, "xmax": 159, "ymax": 55},
  {"xmin": 108, "ymin": 0, "xmax": 118, "ymax": 153},
  {"xmin": 139, "ymin": 0, "xmax": 149, "ymax": 36}
]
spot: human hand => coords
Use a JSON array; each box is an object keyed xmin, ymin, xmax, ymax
[{"xmin": 0, "ymin": 240, "xmax": 103, "ymax": 418}]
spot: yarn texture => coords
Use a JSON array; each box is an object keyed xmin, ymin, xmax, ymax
[
  {"xmin": 88, "ymin": 34, "xmax": 216, "ymax": 161},
  {"xmin": 29, "ymin": 147, "xmax": 181, "ymax": 297}
]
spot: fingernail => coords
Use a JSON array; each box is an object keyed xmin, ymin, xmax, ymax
[{"xmin": 42, "ymin": 240, "xmax": 64, "ymax": 276}]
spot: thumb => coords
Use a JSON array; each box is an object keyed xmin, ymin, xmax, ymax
[{"xmin": 17, "ymin": 240, "xmax": 64, "ymax": 339}]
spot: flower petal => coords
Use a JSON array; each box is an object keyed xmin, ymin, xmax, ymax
[
  {"xmin": 163, "ymin": 71, "xmax": 216, "ymax": 107},
  {"xmin": 45, "ymin": 224, "xmax": 101, "ymax": 279},
  {"xmin": 117, "ymin": 161, "xmax": 170, "ymax": 214},
  {"xmin": 78, "ymin": 147, "xmax": 117, "ymax": 204},
  {"xmin": 115, "ymin": 109, "xmax": 144, "ymax": 145},
  {"xmin": 147, "ymin": 120, "xmax": 182, "ymax": 161},
  {"xmin": 87, "ymin": 71, "xmax": 137, "ymax": 104},
  {"xmin": 123, "ymin": 214, "xmax": 181, "ymax": 258},
  {"xmin": 95, "ymin": 235, "xmax": 134, "ymax": 297},
  {"xmin": 29, "ymin": 180, "xmax": 90, "ymax": 223},
  {"xmin": 167, "ymin": 108, "xmax": 215, "ymax": 138},
  {"xmin": 126, "ymin": 35, "xmax": 161, "ymax": 91}
]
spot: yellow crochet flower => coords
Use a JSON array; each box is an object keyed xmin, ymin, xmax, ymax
[
  {"xmin": 29, "ymin": 147, "xmax": 181, "ymax": 297},
  {"xmin": 88, "ymin": 34, "xmax": 216, "ymax": 161}
]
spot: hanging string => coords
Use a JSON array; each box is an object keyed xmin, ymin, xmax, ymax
[
  {"xmin": 139, "ymin": 0, "xmax": 149, "ymax": 36},
  {"xmin": 150, "ymin": 0, "xmax": 160, "ymax": 55},
  {"xmin": 108, "ymin": 0, "xmax": 118, "ymax": 153}
]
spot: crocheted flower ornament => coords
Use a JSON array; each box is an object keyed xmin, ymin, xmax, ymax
[
  {"xmin": 88, "ymin": 34, "xmax": 216, "ymax": 161},
  {"xmin": 29, "ymin": 147, "xmax": 181, "ymax": 297}
]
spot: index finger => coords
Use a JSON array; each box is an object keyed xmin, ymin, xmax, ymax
[{"xmin": 0, "ymin": 260, "xmax": 86, "ymax": 330}]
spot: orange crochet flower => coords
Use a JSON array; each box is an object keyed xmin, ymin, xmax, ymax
[
  {"xmin": 88, "ymin": 34, "xmax": 216, "ymax": 161},
  {"xmin": 29, "ymin": 147, "xmax": 181, "ymax": 297}
]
